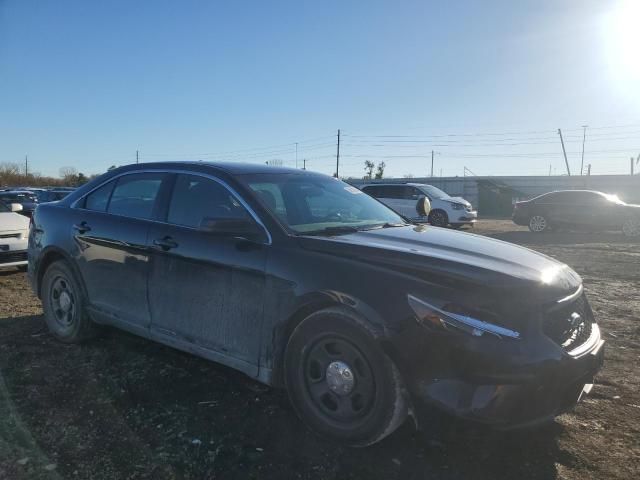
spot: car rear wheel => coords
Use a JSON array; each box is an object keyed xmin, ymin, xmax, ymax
[
  {"xmin": 528, "ymin": 215, "xmax": 549, "ymax": 233},
  {"xmin": 42, "ymin": 260, "xmax": 98, "ymax": 343},
  {"xmin": 284, "ymin": 307, "xmax": 407, "ymax": 446},
  {"xmin": 428, "ymin": 209, "xmax": 449, "ymax": 227},
  {"xmin": 622, "ymin": 217, "xmax": 640, "ymax": 237}
]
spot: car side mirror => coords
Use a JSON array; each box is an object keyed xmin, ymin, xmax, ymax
[
  {"xmin": 199, "ymin": 217, "xmax": 265, "ymax": 241},
  {"xmin": 10, "ymin": 203, "xmax": 23, "ymax": 212},
  {"xmin": 416, "ymin": 196, "xmax": 431, "ymax": 216}
]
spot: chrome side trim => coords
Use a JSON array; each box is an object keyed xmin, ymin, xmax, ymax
[
  {"xmin": 556, "ymin": 284, "xmax": 583, "ymax": 304},
  {"xmin": 71, "ymin": 168, "xmax": 272, "ymax": 245},
  {"xmin": 567, "ymin": 323, "xmax": 601, "ymax": 358}
]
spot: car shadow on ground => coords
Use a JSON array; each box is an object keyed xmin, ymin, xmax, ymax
[
  {"xmin": 487, "ymin": 230, "xmax": 637, "ymax": 246},
  {"xmin": 0, "ymin": 315, "xmax": 571, "ymax": 479}
]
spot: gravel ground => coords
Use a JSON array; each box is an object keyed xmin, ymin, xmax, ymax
[{"xmin": 0, "ymin": 220, "xmax": 638, "ymax": 479}]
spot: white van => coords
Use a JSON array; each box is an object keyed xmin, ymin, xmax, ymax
[{"xmin": 360, "ymin": 183, "xmax": 477, "ymax": 227}]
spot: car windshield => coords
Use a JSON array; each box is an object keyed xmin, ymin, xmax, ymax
[
  {"xmin": 417, "ymin": 185, "xmax": 450, "ymax": 199},
  {"xmin": 241, "ymin": 173, "xmax": 406, "ymax": 234},
  {"xmin": 1, "ymin": 193, "xmax": 37, "ymax": 203}
]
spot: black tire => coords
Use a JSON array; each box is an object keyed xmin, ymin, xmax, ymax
[
  {"xmin": 528, "ymin": 214, "xmax": 549, "ymax": 233},
  {"xmin": 41, "ymin": 260, "xmax": 98, "ymax": 343},
  {"xmin": 284, "ymin": 307, "xmax": 407, "ymax": 446},
  {"xmin": 428, "ymin": 209, "xmax": 448, "ymax": 227}
]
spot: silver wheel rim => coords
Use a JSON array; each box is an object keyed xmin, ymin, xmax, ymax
[
  {"xmin": 530, "ymin": 215, "xmax": 547, "ymax": 232},
  {"xmin": 623, "ymin": 219, "xmax": 640, "ymax": 237},
  {"xmin": 49, "ymin": 275, "xmax": 76, "ymax": 328},
  {"xmin": 431, "ymin": 211, "xmax": 446, "ymax": 227}
]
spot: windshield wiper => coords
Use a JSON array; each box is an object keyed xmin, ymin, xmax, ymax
[
  {"xmin": 360, "ymin": 222, "xmax": 408, "ymax": 231},
  {"xmin": 300, "ymin": 225, "xmax": 361, "ymax": 236}
]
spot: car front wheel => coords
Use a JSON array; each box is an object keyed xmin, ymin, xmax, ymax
[
  {"xmin": 41, "ymin": 260, "xmax": 98, "ymax": 343},
  {"xmin": 428, "ymin": 209, "xmax": 449, "ymax": 227},
  {"xmin": 284, "ymin": 307, "xmax": 407, "ymax": 446},
  {"xmin": 528, "ymin": 214, "xmax": 549, "ymax": 233}
]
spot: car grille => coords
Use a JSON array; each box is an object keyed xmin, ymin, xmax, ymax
[
  {"xmin": 0, "ymin": 233, "xmax": 22, "ymax": 239},
  {"xmin": 543, "ymin": 293, "xmax": 594, "ymax": 353},
  {"xmin": 0, "ymin": 251, "xmax": 27, "ymax": 264}
]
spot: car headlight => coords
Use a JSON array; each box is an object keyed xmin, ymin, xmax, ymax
[
  {"xmin": 407, "ymin": 294, "xmax": 521, "ymax": 340},
  {"xmin": 449, "ymin": 202, "xmax": 464, "ymax": 210}
]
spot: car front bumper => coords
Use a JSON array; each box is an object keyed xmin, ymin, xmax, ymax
[
  {"xmin": 391, "ymin": 317, "xmax": 605, "ymax": 430},
  {"xmin": 0, "ymin": 235, "xmax": 28, "ymax": 267},
  {"xmin": 416, "ymin": 340, "xmax": 603, "ymax": 430},
  {"xmin": 452, "ymin": 210, "xmax": 478, "ymax": 225}
]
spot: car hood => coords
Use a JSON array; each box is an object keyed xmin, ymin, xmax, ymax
[
  {"xmin": 0, "ymin": 211, "xmax": 29, "ymax": 231},
  {"xmin": 448, "ymin": 196, "xmax": 472, "ymax": 207},
  {"xmin": 298, "ymin": 225, "xmax": 581, "ymax": 304}
]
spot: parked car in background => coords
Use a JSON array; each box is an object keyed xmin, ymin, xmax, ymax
[
  {"xmin": 0, "ymin": 191, "xmax": 39, "ymax": 217},
  {"xmin": 34, "ymin": 189, "xmax": 74, "ymax": 203},
  {"xmin": 29, "ymin": 162, "xmax": 603, "ymax": 446},
  {"xmin": 0, "ymin": 200, "xmax": 29, "ymax": 269},
  {"xmin": 513, "ymin": 190, "xmax": 640, "ymax": 236},
  {"xmin": 360, "ymin": 183, "xmax": 477, "ymax": 228}
]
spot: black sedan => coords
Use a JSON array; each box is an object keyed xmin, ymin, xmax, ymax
[
  {"xmin": 513, "ymin": 189, "xmax": 640, "ymax": 236},
  {"xmin": 28, "ymin": 163, "xmax": 604, "ymax": 445}
]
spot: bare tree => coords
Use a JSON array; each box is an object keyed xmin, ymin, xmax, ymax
[
  {"xmin": 403, "ymin": 173, "xmax": 414, "ymax": 178},
  {"xmin": 364, "ymin": 160, "xmax": 375, "ymax": 179},
  {"xmin": 59, "ymin": 166, "xmax": 78, "ymax": 179},
  {"xmin": 374, "ymin": 161, "xmax": 386, "ymax": 179}
]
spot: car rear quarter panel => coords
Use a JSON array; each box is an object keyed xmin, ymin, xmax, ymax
[{"xmin": 28, "ymin": 204, "xmax": 79, "ymax": 297}]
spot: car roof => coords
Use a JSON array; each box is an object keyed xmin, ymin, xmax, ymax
[
  {"xmin": 0, "ymin": 190, "xmax": 37, "ymax": 195},
  {"xmin": 112, "ymin": 161, "xmax": 319, "ymax": 176},
  {"xmin": 360, "ymin": 182, "xmax": 433, "ymax": 187}
]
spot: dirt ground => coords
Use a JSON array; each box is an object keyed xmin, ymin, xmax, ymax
[{"xmin": 0, "ymin": 220, "xmax": 638, "ymax": 479}]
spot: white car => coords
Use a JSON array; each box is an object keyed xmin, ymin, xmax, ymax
[
  {"xmin": 0, "ymin": 201, "xmax": 29, "ymax": 269},
  {"xmin": 360, "ymin": 183, "xmax": 477, "ymax": 227}
]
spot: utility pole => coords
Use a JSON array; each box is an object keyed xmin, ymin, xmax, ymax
[
  {"xmin": 549, "ymin": 164, "xmax": 552, "ymax": 176},
  {"xmin": 335, "ymin": 129, "xmax": 341, "ymax": 178},
  {"xmin": 136, "ymin": 150, "xmax": 139, "ymax": 164},
  {"xmin": 580, "ymin": 125, "xmax": 587, "ymax": 175},
  {"xmin": 431, "ymin": 150, "xmax": 435, "ymax": 177},
  {"xmin": 557, "ymin": 128, "xmax": 571, "ymax": 175},
  {"xmin": 587, "ymin": 164, "xmax": 591, "ymax": 176},
  {"xmin": 25, "ymin": 155, "xmax": 28, "ymax": 177},
  {"xmin": 303, "ymin": 158, "xmax": 306, "ymax": 170},
  {"xmin": 295, "ymin": 143, "xmax": 298, "ymax": 169}
]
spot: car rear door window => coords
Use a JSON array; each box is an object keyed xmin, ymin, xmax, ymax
[
  {"xmin": 107, "ymin": 174, "xmax": 164, "ymax": 220},
  {"xmin": 362, "ymin": 185, "xmax": 381, "ymax": 197},
  {"xmin": 167, "ymin": 174, "xmax": 250, "ymax": 228},
  {"xmin": 84, "ymin": 180, "xmax": 116, "ymax": 212},
  {"xmin": 377, "ymin": 185, "xmax": 405, "ymax": 199}
]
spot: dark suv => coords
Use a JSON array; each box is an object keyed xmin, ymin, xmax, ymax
[
  {"xmin": 513, "ymin": 190, "xmax": 640, "ymax": 236},
  {"xmin": 28, "ymin": 162, "xmax": 604, "ymax": 445}
]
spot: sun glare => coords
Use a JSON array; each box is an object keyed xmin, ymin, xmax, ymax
[{"xmin": 603, "ymin": 0, "xmax": 640, "ymax": 94}]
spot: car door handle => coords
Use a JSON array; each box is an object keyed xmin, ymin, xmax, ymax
[
  {"xmin": 73, "ymin": 222, "xmax": 91, "ymax": 234},
  {"xmin": 153, "ymin": 236, "xmax": 178, "ymax": 251}
]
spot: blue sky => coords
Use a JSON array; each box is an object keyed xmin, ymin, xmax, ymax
[{"xmin": 1, "ymin": 0, "xmax": 639, "ymax": 179}]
